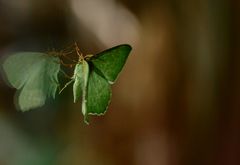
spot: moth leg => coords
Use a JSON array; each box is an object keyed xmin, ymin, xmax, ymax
[
  {"xmin": 59, "ymin": 79, "xmax": 74, "ymax": 94},
  {"xmin": 61, "ymin": 51, "xmax": 78, "ymax": 63},
  {"xmin": 59, "ymin": 60, "xmax": 75, "ymax": 68},
  {"xmin": 60, "ymin": 69, "xmax": 72, "ymax": 79},
  {"xmin": 74, "ymin": 42, "xmax": 84, "ymax": 60}
]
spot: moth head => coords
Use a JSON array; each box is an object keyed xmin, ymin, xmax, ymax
[{"xmin": 84, "ymin": 54, "xmax": 94, "ymax": 61}]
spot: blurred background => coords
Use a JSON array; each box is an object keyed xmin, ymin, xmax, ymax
[{"xmin": 0, "ymin": 0, "xmax": 239, "ymax": 164}]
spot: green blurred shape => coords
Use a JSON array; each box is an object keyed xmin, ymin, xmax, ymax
[{"xmin": 2, "ymin": 52, "xmax": 60, "ymax": 111}]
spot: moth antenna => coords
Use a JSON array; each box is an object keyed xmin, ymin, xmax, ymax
[
  {"xmin": 60, "ymin": 51, "xmax": 78, "ymax": 63},
  {"xmin": 46, "ymin": 50, "xmax": 60, "ymax": 57},
  {"xmin": 65, "ymin": 56, "xmax": 78, "ymax": 63},
  {"xmin": 61, "ymin": 47, "xmax": 73, "ymax": 56},
  {"xmin": 60, "ymin": 69, "xmax": 72, "ymax": 79},
  {"xmin": 62, "ymin": 43, "xmax": 75, "ymax": 52},
  {"xmin": 48, "ymin": 43, "xmax": 75, "ymax": 57},
  {"xmin": 63, "ymin": 50, "xmax": 74, "ymax": 55},
  {"xmin": 59, "ymin": 59, "xmax": 75, "ymax": 68},
  {"xmin": 74, "ymin": 42, "xmax": 84, "ymax": 61}
]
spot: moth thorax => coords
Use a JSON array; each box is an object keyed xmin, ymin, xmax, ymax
[{"xmin": 84, "ymin": 54, "xmax": 94, "ymax": 61}]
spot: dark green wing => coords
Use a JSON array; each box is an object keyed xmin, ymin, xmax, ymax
[
  {"xmin": 85, "ymin": 68, "xmax": 111, "ymax": 123},
  {"xmin": 90, "ymin": 44, "xmax": 132, "ymax": 84}
]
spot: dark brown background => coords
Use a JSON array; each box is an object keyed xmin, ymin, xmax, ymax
[{"xmin": 0, "ymin": 0, "xmax": 239, "ymax": 165}]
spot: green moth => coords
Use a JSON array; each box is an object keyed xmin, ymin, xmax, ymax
[
  {"xmin": 72, "ymin": 44, "xmax": 132, "ymax": 123},
  {"xmin": 1, "ymin": 43, "xmax": 132, "ymax": 124},
  {"xmin": 2, "ymin": 52, "xmax": 60, "ymax": 111}
]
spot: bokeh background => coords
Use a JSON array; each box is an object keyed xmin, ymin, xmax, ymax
[{"xmin": 0, "ymin": 0, "xmax": 239, "ymax": 165}]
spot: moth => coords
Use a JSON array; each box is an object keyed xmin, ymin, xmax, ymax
[
  {"xmin": 71, "ymin": 44, "xmax": 132, "ymax": 123},
  {"xmin": 2, "ymin": 43, "xmax": 132, "ymax": 123}
]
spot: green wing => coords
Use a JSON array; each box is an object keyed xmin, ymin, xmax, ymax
[
  {"xmin": 73, "ymin": 61, "xmax": 89, "ymax": 118},
  {"xmin": 73, "ymin": 61, "xmax": 89, "ymax": 103},
  {"xmin": 85, "ymin": 68, "xmax": 111, "ymax": 123},
  {"xmin": 90, "ymin": 44, "xmax": 132, "ymax": 84},
  {"xmin": 2, "ymin": 52, "xmax": 60, "ymax": 111}
]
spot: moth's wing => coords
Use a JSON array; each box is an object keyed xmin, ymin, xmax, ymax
[
  {"xmin": 73, "ymin": 61, "xmax": 89, "ymax": 103},
  {"xmin": 17, "ymin": 66, "xmax": 46, "ymax": 111},
  {"xmin": 85, "ymin": 68, "xmax": 111, "ymax": 123},
  {"xmin": 3, "ymin": 52, "xmax": 44, "ymax": 89},
  {"xmin": 3, "ymin": 53, "xmax": 60, "ymax": 111},
  {"xmin": 90, "ymin": 44, "xmax": 132, "ymax": 84}
]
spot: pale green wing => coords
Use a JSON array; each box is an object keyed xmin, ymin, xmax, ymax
[
  {"xmin": 2, "ymin": 52, "xmax": 60, "ymax": 111},
  {"xmin": 72, "ymin": 61, "xmax": 89, "ymax": 117},
  {"xmin": 3, "ymin": 53, "xmax": 41, "ymax": 89},
  {"xmin": 90, "ymin": 44, "xmax": 132, "ymax": 84},
  {"xmin": 85, "ymin": 68, "xmax": 111, "ymax": 123}
]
